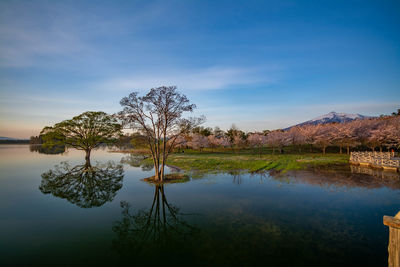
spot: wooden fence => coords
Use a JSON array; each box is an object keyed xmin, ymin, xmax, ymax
[
  {"xmin": 350, "ymin": 152, "xmax": 400, "ymax": 171},
  {"xmin": 384, "ymin": 211, "xmax": 400, "ymax": 267}
]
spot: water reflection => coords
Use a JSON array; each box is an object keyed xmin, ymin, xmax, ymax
[
  {"xmin": 120, "ymin": 154, "xmax": 153, "ymax": 171},
  {"xmin": 112, "ymin": 185, "xmax": 197, "ymax": 258},
  {"xmin": 350, "ymin": 164, "xmax": 400, "ymax": 180},
  {"xmin": 29, "ymin": 144, "xmax": 66, "ymax": 155},
  {"xmin": 39, "ymin": 160, "xmax": 124, "ymax": 208},
  {"xmin": 230, "ymin": 170, "xmax": 243, "ymax": 184},
  {"xmin": 271, "ymin": 166, "xmax": 400, "ymax": 190}
]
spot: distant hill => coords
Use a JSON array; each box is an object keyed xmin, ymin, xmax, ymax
[
  {"xmin": 285, "ymin": 111, "xmax": 370, "ymax": 130},
  {"xmin": 0, "ymin": 136, "xmax": 19, "ymax": 140},
  {"xmin": 0, "ymin": 136, "xmax": 29, "ymax": 144}
]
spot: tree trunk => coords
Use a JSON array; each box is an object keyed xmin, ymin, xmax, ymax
[
  {"xmin": 339, "ymin": 146, "xmax": 342, "ymax": 154},
  {"xmin": 160, "ymin": 164, "xmax": 165, "ymax": 181},
  {"xmin": 153, "ymin": 160, "xmax": 160, "ymax": 181},
  {"xmin": 323, "ymin": 147, "xmax": 326, "ymax": 155},
  {"xmin": 380, "ymin": 146, "xmax": 383, "ymax": 152},
  {"xmin": 347, "ymin": 146, "xmax": 350, "ymax": 155},
  {"xmin": 85, "ymin": 149, "xmax": 91, "ymax": 164},
  {"xmin": 310, "ymin": 144, "xmax": 313, "ymax": 152}
]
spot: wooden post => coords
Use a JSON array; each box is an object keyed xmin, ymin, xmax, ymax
[{"xmin": 384, "ymin": 211, "xmax": 400, "ymax": 267}]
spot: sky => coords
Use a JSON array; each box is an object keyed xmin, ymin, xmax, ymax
[{"xmin": 0, "ymin": 0, "xmax": 399, "ymax": 138}]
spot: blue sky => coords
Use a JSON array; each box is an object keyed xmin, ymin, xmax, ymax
[{"xmin": 0, "ymin": 0, "xmax": 399, "ymax": 138}]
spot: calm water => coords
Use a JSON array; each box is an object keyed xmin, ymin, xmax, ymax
[{"xmin": 0, "ymin": 145, "xmax": 399, "ymax": 266}]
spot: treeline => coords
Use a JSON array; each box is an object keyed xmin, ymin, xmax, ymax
[
  {"xmin": 126, "ymin": 113, "xmax": 399, "ymax": 155},
  {"xmin": 0, "ymin": 139, "xmax": 29, "ymax": 144},
  {"xmin": 29, "ymin": 135, "xmax": 43, "ymax": 144}
]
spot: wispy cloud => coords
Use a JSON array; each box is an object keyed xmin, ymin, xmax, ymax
[
  {"xmin": 0, "ymin": 1, "xmax": 170, "ymax": 68},
  {"xmin": 96, "ymin": 66, "xmax": 279, "ymax": 91}
]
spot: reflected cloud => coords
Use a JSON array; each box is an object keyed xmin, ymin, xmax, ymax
[{"xmin": 39, "ymin": 160, "xmax": 124, "ymax": 208}]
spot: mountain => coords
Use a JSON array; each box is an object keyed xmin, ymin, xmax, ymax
[
  {"xmin": 285, "ymin": 111, "xmax": 370, "ymax": 130},
  {"xmin": 0, "ymin": 136, "xmax": 19, "ymax": 140}
]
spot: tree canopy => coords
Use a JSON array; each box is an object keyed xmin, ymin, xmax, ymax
[{"xmin": 41, "ymin": 111, "xmax": 122, "ymax": 160}]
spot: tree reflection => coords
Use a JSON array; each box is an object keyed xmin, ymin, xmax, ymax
[
  {"xmin": 112, "ymin": 185, "xmax": 196, "ymax": 257},
  {"xmin": 40, "ymin": 160, "xmax": 124, "ymax": 208},
  {"xmin": 30, "ymin": 144, "xmax": 66, "ymax": 154},
  {"xmin": 268, "ymin": 166, "xmax": 400, "ymax": 190},
  {"xmin": 230, "ymin": 170, "xmax": 243, "ymax": 184},
  {"xmin": 120, "ymin": 154, "xmax": 153, "ymax": 171}
]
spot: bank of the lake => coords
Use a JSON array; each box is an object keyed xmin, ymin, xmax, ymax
[{"xmin": 119, "ymin": 149, "xmax": 350, "ymax": 173}]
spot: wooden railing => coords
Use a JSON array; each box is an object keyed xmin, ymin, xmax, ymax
[
  {"xmin": 384, "ymin": 211, "xmax": 400, "ymax": 267},
  {"xmin": 350, "ymin": 152, "xmax": 400, "ymax": 170}
]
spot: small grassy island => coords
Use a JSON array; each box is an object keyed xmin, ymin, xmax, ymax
[{"xmin": 142, "ymin": 173, "xmax": 190, "ymax": 184}]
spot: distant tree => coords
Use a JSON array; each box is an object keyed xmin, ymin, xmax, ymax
[
  {"xmin": 247, "ymin": 133, "xmax": 267, "ymax": 157},
  {"xmin": 192, "ymin": 126, "xmax": 212, "ymax": 137},
  {"xmin": 29, "ymin": 135, "xmax": 43, "ymax": 144},
  {"xmin": 208, "ymin": 135, "xmax": 230, "ymax": 150},
  {"xmin": 287, "ymin": 127, "xmax": 306, "ymax": 152},
  {"xmin": 298, "ymin": 124, "xmax": 319, "ymax": 152},
  {"xmin": 386, "ymin": 116, "xmax": 400, "ymax": 148},
  {"xmin": 130, "ymin": 132, "xmax": 149, "ymax": 149},
  {"xmin": 262, "ymin": 130, "xmax": 271, "ymax": 136},
  {"xmin": 41, "ymin": 111, "xmax": 122, "ymax": 163},
  {"xmin": 266, "ymin": 130, "xmax": 288, "ymax": 154},
  {"xmin": 213, "ymin": 126, "xmax": 225, "ymax": 138},
  {"xmin": 118, "ymin": 86, "xmax": 204, "ymax": 182},
  {"xmin": 332, "ymin": 121, "xmax": 358, "ymax": 154},
  {"xmin": 313, "ymin": 124, "xmax": 334, "ymax": 155},
  {"xmin": 187, "ymin": 133, "xmax": 210, "ymax": 151},
  {"xmin": 355, "ymin": 118, "xmax": 382, "ymax": 151},
  {"xmin": 226, "ymin": 124, "xmax": 247, "ymax": 152},
  {"xmin": 172, "ymin": 135, "xmax": 189, "ymax": 152},
  {"xmin": 391, "ymin": 109, "xmax": 400, "ymax": 116}
]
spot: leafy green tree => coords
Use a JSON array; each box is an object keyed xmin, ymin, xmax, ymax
[
  {"xmin": 130, "ymin": 132, "xmax": 149, "ymax": 149},
  {"xmin": 41, "ymin": 111, "xmax": 122, "ymax": 162}
]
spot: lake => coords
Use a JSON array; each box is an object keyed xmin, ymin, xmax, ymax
[{"xmin": 0, "ymin": 144, "xmax": 399, "ymax": 266}]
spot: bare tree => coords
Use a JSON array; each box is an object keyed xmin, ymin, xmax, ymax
[{"xmin": 118, "ymin": 86, "xmax": 204, "ymax": 182}]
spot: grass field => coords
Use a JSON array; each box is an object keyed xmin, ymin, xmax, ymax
[{"xmin": 132, "ymin": 147, "xmax": 350, "ymax": 174}]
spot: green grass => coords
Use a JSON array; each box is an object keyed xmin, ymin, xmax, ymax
[
  {"xmin": 140, "ymin": 149, "xmax": 349, "ymax": 175},
  {"xmin": 142, "ymin": 173, "xmax": 190, "ymax": 184}
]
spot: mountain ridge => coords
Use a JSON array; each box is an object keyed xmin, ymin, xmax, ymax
[
  {"xmin": 0, "ymin": 136, "xmax": 29, "ymax": 141},
  {"xmin": 284, "ymin": 111, "xmax": 370, "ymax": 130}
]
